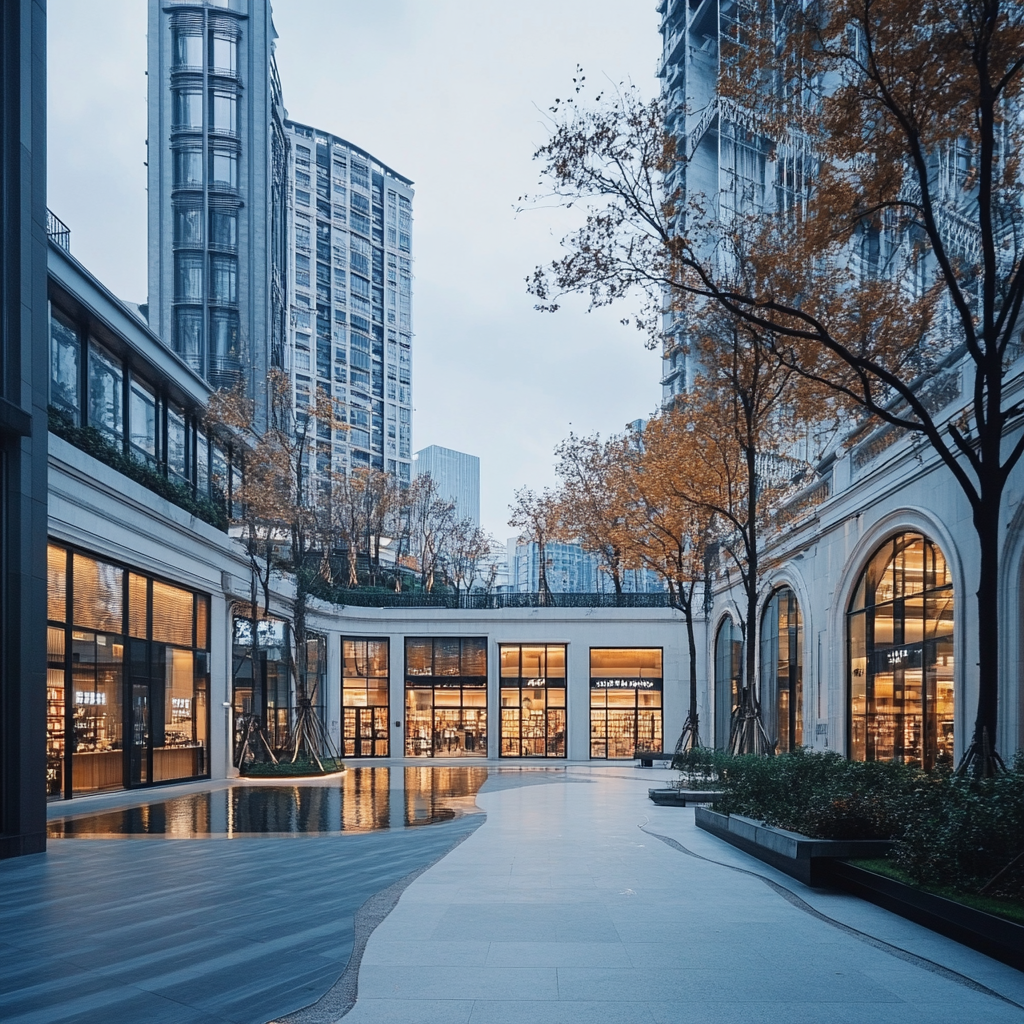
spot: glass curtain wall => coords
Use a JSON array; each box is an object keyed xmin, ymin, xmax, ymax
[
  {"xmin": 760, "ymin": 588, "xmax": 804, "ymax": 752},
  {"xmin": 848, "ymin": 532, "xmax": 955, "ymax": 768},
  {"xmin": 342, "ymin": 638, "xmax": 390, "ymax": 757},
  {"xmin": 499, "ymin": 644, "xmax": 567, "ymax": 757},
  {"xmin": 48, "ymin": 305, "xmax": 241, "ymax": 517},
  {"xmin": 46, "ymin": 543, "xmax": 210, "ymax": 798},
  {"xmin": 405, "ymin": 638, "xmax": 487, "ymax": 757},
  {"xmin": 589, "ymin": 648, "xmax": 663, "ymax": 759},
  {"xmin": 714, "ymin": 618, "xmax": 743, "ymax": 749}
]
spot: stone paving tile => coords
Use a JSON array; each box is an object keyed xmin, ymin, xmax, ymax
[
  {"xmin": 467, "ymin": 999, "xmax": 658, "ymax": 1023},
  {"xmin": 0, "ymin": 818, "xmax": 480, "ymax": 1024},
  {"xmin": 484, "ymin": 940, "xmax": 633, "ymax": 968},
  {"xmin": 358, "ymin": 964, "xmax": 561, "ymax": 1001},
  {"xmin": 338, "ymin": 774, "xmax": 1024, "ymax": 1024},
  {"xmin": 362, "ymin": 940, "xmax": 491, "ymax": 967}
]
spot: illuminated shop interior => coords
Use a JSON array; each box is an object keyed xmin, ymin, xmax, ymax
[
  {"xmin": 405, "ymin": 637, "xmax": 487, "ymax": 756},
  {"xmin": 848, "ymin": 532, "xmax": 955, "ymax": 768},
  {"xmin": 499, "ymin": 644, "xmax": 567, "ymax": 757},
  {"xmin": 342, "ymin": 638, "xmax": 390, "ymax": 757},
  {"xmin": 47, "ymin": 544, "xmax": 210, "ymax": 799},
  {"xmin": 589, "ymin": 647, "xmax": 663, "ymax": 758}
]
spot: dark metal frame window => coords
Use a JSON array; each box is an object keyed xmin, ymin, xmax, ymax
[
  {"xmin": 589, "ymin": 648, "xmax": 663, "ymax": 759},
  {"xmin": 405, "ymin": 637, "xmax": 487, "ymax": 758},
  {"xmin": 499, "ymin": 644, "xmax": 566, "ymax": 758},
  {"xmin": 342, "ymin": 637, "xmax": 390, "ymax": 757},
  {"xmin": 714, "ymin": 617, "xmax": 742, "ymax": 749},
  {"xmin": 760, "ymin": 588, "xmax": 803, "ymax": 752},
  {"xmin": 848, "ymin": 532, "xmax": 955, "ymax": 769},
  {"xmin": 46, "ymin": 542, "xmax": 211, "ymax": 800}
]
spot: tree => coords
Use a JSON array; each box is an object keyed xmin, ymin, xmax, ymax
[
  {"xmin": 508, "ymin": 487, "xmax": 562, "ymax": 598},
  {"xmin": 440, "ymin": 519, "xmax": 494, "ymax": 597},
  {"xmin": 207, "ymin": 369, "xmax": 345, "ymax": 766},
  {"xmin": 529, "ymin": 4, "xmax": 1024, "ymax": 773},
  {"xmin": 406, "ymin": 474, "xmax": 457, "ymax": 593},
  {"xmin": 601, "ymin": 427, "xmax": 713, "ymax": 751},
  {"xmin": 553, "ymin": 433, "xmax": 631, "ymax": 592}
]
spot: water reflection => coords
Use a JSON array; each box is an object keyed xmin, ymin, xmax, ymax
[{"xmin": 48, "ymin": 766, "xmax": 490, "ymax": 837}]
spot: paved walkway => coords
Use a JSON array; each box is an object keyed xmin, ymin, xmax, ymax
[
  {"xmin": 0, "ymin": 800, "xmax": 480, "ymax": 1024},
  {"xmin": 335, "ymin": 770, "xmax": 1024, "ymax": 1024}
]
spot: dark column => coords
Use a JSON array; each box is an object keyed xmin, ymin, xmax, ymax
[{"xmin": 0, "ymin": 0, "xmax": 48, "ymax": 859}]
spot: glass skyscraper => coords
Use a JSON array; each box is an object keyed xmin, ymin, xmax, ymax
[{"xmin": 147, "ymin": 0, "xmax": 287, "ymax": 408}]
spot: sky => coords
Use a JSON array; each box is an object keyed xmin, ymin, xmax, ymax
[{"xmin": 47, "ymin": 0, "xmax": 663, "ymax": 540}]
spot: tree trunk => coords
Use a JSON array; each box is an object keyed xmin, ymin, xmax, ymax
[{"xmin": 961, "ymin": 484, "xmax": 1005, "ymax": 775}]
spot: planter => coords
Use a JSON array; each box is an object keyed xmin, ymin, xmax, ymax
[
  {"xmin": 648, "ymin": 788, "xmax": 723, "ymax": 806},
  {"xmin": 694, "ymin": 806, "xmax": 891, "ymax": 886},
  {"xmin": 829, "ymin": 861, "xmax": 1024, "ymax": 971}
]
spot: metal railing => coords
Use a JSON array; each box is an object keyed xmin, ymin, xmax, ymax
[
  {"xmin": 327, "ymin": 590, "xmax": 674, "ymax": 611},
  {"xmin": 46, "ymin": 209, "xmax": 70, "ymax": 252}
]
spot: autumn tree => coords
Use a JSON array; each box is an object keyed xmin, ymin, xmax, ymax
[
  {"xmin": 553, "ymin": 433, "xmax": 631, "ymax": 592},
  {"xmin": 405, "ymin": 474, "xmax": 458, "ymax": 593},
  {"xmin": 530, "ymin": 3, "xmax": 1024, "ymax": 773},
  {"xmin": 438, "ymin": 519, "xmax": 494, "ymax": 597},
  {"xmin": 508, "ymin": 487, "xmax": 562, "ymax": 598},
  {"xmin": 207, "ymin": 369, "xmax": 345, "ymax": 765},
  {"xmin": 597, "ymin": 426, "xmax": 714, "ymax": 751}
]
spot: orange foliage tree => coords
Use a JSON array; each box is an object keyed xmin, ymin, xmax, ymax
[{"xmin": 530, "ymin": 2, "xmax": 1024, "ymax": 772}]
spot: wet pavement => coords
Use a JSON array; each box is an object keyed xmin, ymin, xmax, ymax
[
  {"xmin": 46, "ymin": 766, "xmax": 491, "ymax": 837},
  {"xmin": 2, "ymin": 766, "xmax": 564, "ymax": 1024}
]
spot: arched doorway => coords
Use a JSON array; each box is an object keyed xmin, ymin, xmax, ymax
[
  {"xmin": 760, "ymin": 588, "xmax": 803, "ymax": 752},
  {"xmin": 847, "ymin": 532, "xmax": 954, "ymax": 768},
  {"xmin": 714, "ymin": 617, "xmax": 742, "ymax": 749}
]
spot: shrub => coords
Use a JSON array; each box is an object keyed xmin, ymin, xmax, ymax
[{"xmin": 675, "ymin": 747, "xmax": 1024, "ymax": 899}]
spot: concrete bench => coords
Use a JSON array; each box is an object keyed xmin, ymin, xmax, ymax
[{"xmin": 635, "ymin": 751, "xmax": 675, "ymax": 768}]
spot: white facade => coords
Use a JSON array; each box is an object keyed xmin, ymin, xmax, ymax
[{"xmin": 700, "ymin": 352, "xmax": 1024, "ymax": 763}]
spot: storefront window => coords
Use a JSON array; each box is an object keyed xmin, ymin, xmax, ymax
[
  {"xmin": 46, "ymin": 544, "xmax": 210, "ymax": 799},
  {"xmin": 589, "ymin": 648, "xmax": 662, "ymax": 759},
  {"xmin": 499, "ymin": 644, "xmax": 566, "ymax": 757},
  {"xmin": 342, "ymin": 638, "xmax": 389, "ymax": 757},
  {"xmin": 405, "ymin": 637, "xmax": 487, "ymax": 757},
  {"xmin": 714, "ymin": 618, "xmax": 742, "ymax": 749},
  {"xmin": 760, "ymin": 588, "xmax": 803, "ymax": 752},
  {"xmin": 848, "ymin": 532, "xmax": 954, "ymax": 768}
]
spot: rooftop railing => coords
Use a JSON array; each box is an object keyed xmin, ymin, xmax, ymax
[
  {"xmin": 325, "ymin": 590, "xmax": 674, "ymax": 611},
  {"xmin": 46, "ymin": 209, "xmax": 70, "ymax": 252}
]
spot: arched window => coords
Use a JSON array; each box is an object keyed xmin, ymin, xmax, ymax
[
  {"xmin": 848, "ymin": 532, "xmax": 954, "ymax": 768},
  {"xmin": 761, "ymin": 588, "xmax": 803, "ymax": 752},
  {"xmin": 714, "ymin": 618, "xmax": 742, "ymax": 749}
]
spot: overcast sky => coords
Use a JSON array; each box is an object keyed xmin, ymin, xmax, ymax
[{"xmin": 47, "ymin": 0, "xmax": 662, "ymax": 540}]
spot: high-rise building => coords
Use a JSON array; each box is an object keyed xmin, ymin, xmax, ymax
[
  {"xmin": 414, "ymin": 445, "xmax": 479, "ymax": 525},
  {"xmin": 147, "ymin": 0, "xmax": 287, "ymax": 406},
  {"xmin": 284, "ymin": 122, "xmax": 414, "ymax": 481}
]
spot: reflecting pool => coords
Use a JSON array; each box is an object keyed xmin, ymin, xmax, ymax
[{"xmin": 48, "ymin": 765, "xmax": 490, "ymax": 837}]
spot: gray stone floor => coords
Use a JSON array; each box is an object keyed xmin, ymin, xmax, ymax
[
  {"xmin": 0, "ymin": 800, "xmax": 481, "ymax": 1023},
  {"xmin": 5, "ymin": 768, "xmax": 1024, "ymax": 1024},
  {"xmin": 338, "ymin": 770, "xmax": 1024, "ymax": 1024}
]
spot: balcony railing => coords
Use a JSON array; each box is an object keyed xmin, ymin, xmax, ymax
[
  {"xmin": 322, "ymin": 590, "xmax": 674, "ymax": 611},
  {"xmin": 46, "ymin": 209, "xmax": 70, "ymax": 252}
]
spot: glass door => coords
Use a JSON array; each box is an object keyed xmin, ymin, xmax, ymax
[{"xmin": 130, "ymin": 683, "xmax": 151, "ymax": 786}]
